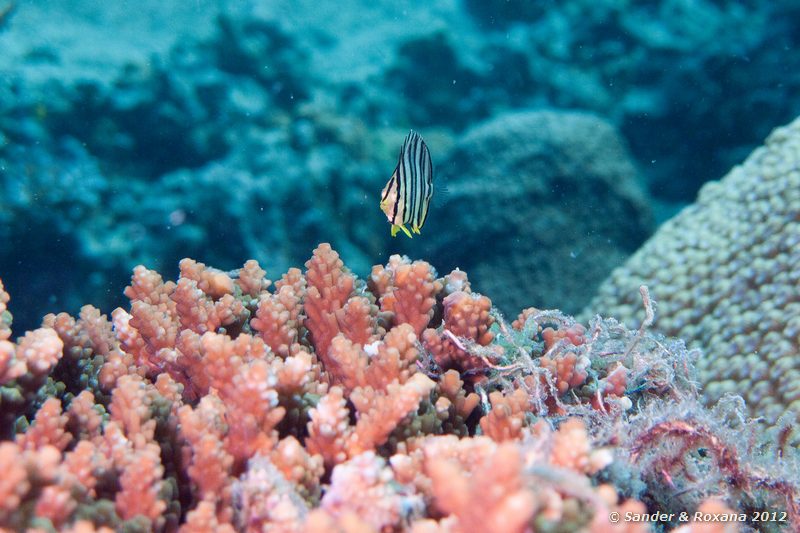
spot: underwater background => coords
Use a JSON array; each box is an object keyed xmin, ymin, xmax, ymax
[{"xmin": 2, "ymin": 0, "xmax": 799, "ymax": 333}]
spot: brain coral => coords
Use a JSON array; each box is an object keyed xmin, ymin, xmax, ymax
[
  {"xmin": 587, "ymin": 116, "xmax": 800, "ymax": 425},
  {"xmin": 417, "ymin": 110, "xmax": 653, "ymax": 317}
]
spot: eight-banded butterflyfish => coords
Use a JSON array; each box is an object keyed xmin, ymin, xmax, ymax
[{"xmin": 380, "ymin": 130, "xmax": 433, "ymax": 238}]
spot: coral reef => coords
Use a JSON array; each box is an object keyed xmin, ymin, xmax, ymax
[
  {"xmin": 419, "ymin": 110, "xmax": 653, "ymax": 315},
  {"xmin": 0, "ymin": 244, "xmax": 796, "ymax": 532},
  {"xmin": 588, "ymin": 116, "xmax": 800, "ymax": 429},
  {"xmin": 2, "ymin": 3, "xmax": 799, "ymax": 528}
]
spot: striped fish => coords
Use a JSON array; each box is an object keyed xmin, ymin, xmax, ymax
[{"xmin": 380, "ymin": 130, "xmax": 434, "ymax": 238}]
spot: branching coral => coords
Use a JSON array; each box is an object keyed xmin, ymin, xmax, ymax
[
  {"xmin": 421, "ymin": 290, "xmax": 498, "ymax": 378},
  {"xmin": 0, "ymin": 243, "xmax": 796, "ymax": 532},
  {"xmin": 371, "ymin": 255, "xmax": 442, "ymax": 336}
]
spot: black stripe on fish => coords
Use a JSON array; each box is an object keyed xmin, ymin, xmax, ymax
[
  {"xmin": 418, "ymin": 141, "xmax": 434, "ymax": 229},
  {"xmin": 414, "ymin": 132, "xmax": 426, "ymax": 226},
  {"xmin": 381, "ymin": 172, "xmax": 395, "ymax": 203},
  {"xmin": 411, "ymin": 132, "xmax": 426, "ymax": 225},
  {"xmin": 407, "ymin": 133, "xmax": 415, "ymax": 224},
  {"xmin": 407, "ymin": 131, "xmax": 419, "ymax": 225},
  {"xmin": 392, "ymin": 153, "xmax": 402, "ymax": 224}
]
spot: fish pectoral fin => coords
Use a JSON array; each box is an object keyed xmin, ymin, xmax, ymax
[
  {"xmin": 412, "ymin": 225, "xmax": 421, "ymax": 235},
  {"xmin": 392, "ymin": 224, "xmax": 413, "ymax": 238}
]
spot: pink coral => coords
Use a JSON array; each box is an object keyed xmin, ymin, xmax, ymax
[
  {"xmin": 0, "ymin": 442, "xmax": 33, "ymax": 521},
  {"xmin": 549, "ymin": 418, "xmax": 611, "ymax": 475},
  {"xmin": 16, "ymin": 397, "xmax": 71, "ymax": 452},
  {"xmin": 62, "ymin": 440, "xmax": 106, "ymax": 497},
  {"xmin": 348, "ymin": 373, "xmax": 435, "ymax": 455},
  {"xmin": 435, "ymin": 370, "xmax": 480, "ymax": 436},
  {"xmin": 36, "ymin": 484, "xmax": 77, "ymax": 528},
  {"xmin": 179, "ymin": 397, "xmax": 233, "ymax": 501},
  {"xmin": 303, "ymin": 243, "xmax": 357, "ymax": 358},
  {"xmin": 321, "ymin": 452, "xmax": 412, "ymax": 531},
  {"xmin": 0, "ymin": 443, "xmax": 61, "ymax": 524},
  {"xmin": 181, "ymin": 499, "xmax": 237, "ymax": 533},
  {"xmin": 541, "ymin": 323, "xmax": 586, "ymax": 351},
  {"xmin": 306, "ymin": 386, "xmax": 351, "ymax": 468},
  {"xmin": 539, "ymin": 349, "xmax": 590, "ymax": 396},
  {"xmin": 236, "ymin": 259, "xmax": 270, "ymax": 298},
  {"xmin": 115, "ymin": 444, "xmax": 166, "ymax": 525},
  {"xmin": 0, "ymin": 243, "xmax": 793, "ymax": 532},
  {"xmin": 479, "ymin": 388, "xmax": 528, "ymax": 442},
  {"xmin": 233, "ymin": 454, "xmax": 310, "ymax": 532},
  {"xmin": 0, "ymin": 337, "xmax": 25, "ymax": 384},
  {"xmin": 270, "ymin": 436, "xmax": 324, "ymax": 502},
  {"xmin": 422, "ymin": 290, "xmax": 498, "ymax": 377},
  {"xmin": 179, "ymin": 258, "xmax": 235, "ymax": 300},
  {"xmin": 423, "ymin": 439, "xmax": 536, "ymax": 533},
  {"xmin": 372, "ymin": 255, "xmax": 442, "ymax": 335},
  {"xmin": 224, "ymin": 359, "xmax": 286, "ymax": 469},
  {"xmin": 252, "ymin": 283, "xmax": 304, "ymax": 358},
  {"xmin": 15, "ymin": 327, "xmax": 64, "ymax": 378}
]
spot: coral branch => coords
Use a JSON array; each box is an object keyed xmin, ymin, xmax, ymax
[{"xmin": 0, "ymin": 243, "xmax": 795, "ymax": 531}]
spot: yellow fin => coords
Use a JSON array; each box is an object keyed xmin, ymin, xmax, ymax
[
  {"xmin": 412, "ymin": 225, "xmax": 421, "ymax": 235},
  {"xmin": 391, "ymin": 224, "xmax": 413, "ymax": 238}
]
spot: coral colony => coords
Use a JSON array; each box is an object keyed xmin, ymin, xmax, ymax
[
  {"xmin": 591, "ymin": 116, "xmax": 800, "ymax": 428},
  {"xmin": 0, "ymin": 243, "xmax": 797, "ymax": 532}
]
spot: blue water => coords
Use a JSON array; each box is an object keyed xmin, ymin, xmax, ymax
[{"xmin": 1, "ymin": 0, "xmax": 798, "ymax": 331}]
